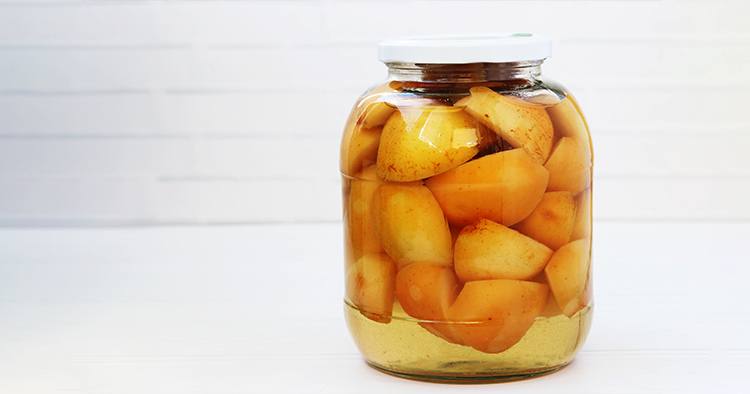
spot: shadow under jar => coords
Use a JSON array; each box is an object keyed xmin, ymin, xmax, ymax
[{"xmin": 340, "ymin": 35, "xmax": 593, "ymax": 382}]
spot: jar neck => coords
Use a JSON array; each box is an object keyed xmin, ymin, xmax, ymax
[{"xmin": 385, "ymin": 61, "xmax": 543, "ymax": 83}]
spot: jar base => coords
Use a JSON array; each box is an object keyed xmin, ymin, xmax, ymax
[
  {"xmin": 366, "ymin": 359, "xmax": 570, "ymax": 384},
  {"xmin": 345, "ymin": 301, "xmax": 591, "ymax": 381}
]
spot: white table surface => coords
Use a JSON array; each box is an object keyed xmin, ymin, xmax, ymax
[{"xmin": 0, "ymin": 222, "xmax": 748, "ymax": 393}]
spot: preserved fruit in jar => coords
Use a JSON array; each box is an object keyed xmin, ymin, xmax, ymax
[{"xmin": 340, "ymin": 35, "xmax": 593, "ymax": 382}]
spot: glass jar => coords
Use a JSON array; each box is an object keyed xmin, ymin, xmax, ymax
[{"xmin": 340, "ymin": 35, "xmax": 593, "ymax": 382}]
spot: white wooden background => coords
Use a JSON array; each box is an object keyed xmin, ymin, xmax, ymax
[{"xmin": 1, "ymin": 0, "xmax": 749, "ymax": 225}]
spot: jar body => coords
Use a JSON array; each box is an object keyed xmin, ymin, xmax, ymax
[{"xmin": 340, "ymin": 69, "xmax": 593, "ymax": 381}]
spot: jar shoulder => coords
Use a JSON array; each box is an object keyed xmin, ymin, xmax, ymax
[
  {"xmin": 340, "ymin": 79, "xmax": 591, "ymax": 176},
  {"xmin": 348, "ymin": 79, "xmax": 584, "ymax": 115}
]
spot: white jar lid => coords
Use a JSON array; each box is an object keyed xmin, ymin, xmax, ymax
[{"xmin": 378, "ymin": 33, "xmax": 552, "ymax": 64}]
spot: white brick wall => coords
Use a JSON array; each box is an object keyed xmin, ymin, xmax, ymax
[{"xmin": 1, "ymin": 0, "xmax": 749, "ymax": 225}]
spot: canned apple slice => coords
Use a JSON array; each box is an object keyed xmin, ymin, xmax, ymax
[
  {"xmin": 346, "ymin": 253, "xmax": 397, "ymax": 323},
  {"xmin": 342, "ymin": 126, "xmax": 382, "ymax": 176},
  {"xmin": 544, "ymin": 239, "xmax": 592, "ymax": 317},
  {"xmin": 346, "ymin": 165, "xmax": 383, "ymax": 259},
  {"xmin": 446, "ymin": 279, "xmax": 549, "ymax": 353},
  {"xmin": 376, "ymin": 183, "xmax": 453, "ymax": 268},
  {"xmin": 426, "ymin": 148, "xmax": 549, "ymax": 226},
  {"xmin": 545, "ymin": 137, "xmax": 592, "ymax": 194},
  {"xmin": 571, "ymin": 189, "xmax": 592, "ymax": 240},
  {"xmin": 358, "ymin": 101, "xmax": 395, "ymax": 130},
  {"xmin": 457, "ymin": 86, "xmax": 554, "ymax": 163},
  {"xmin": 395, "ymin": 262, "xmax": 462, "ymax": 344},
  {"xmin": 340, "ymin": 85, "xmax": 398, "ymax": 175},
  {"xmin": 376, "ymin": 106, "xmax": 485, "ymax": 182},
  {"xmin": 547, "ymin": 95, "xmax": 590, "ymax": 142},
  {"xmin": 454, "ymin": 219, "xmax": 552, "ymax": 282},
  {"xmin": 515, "ymin": 191, "xmax": 576, "ymax": 250}
]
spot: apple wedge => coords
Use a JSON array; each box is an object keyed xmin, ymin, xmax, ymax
[
  {"xmin": 544, "ymin": 239, "xmax": 592, "ymax": 317},
  {"xmin": 359, "ymin": 101, "xmax": 394, "ymax": 129},
  {"xmin": 515, "ymin": 191, "xmax": 576, "ymax": 250},
  {"xmin": 459, "ymin": 86, "xmax": 554, "ymax": 163},
  {"xmin": 426, "ymin": 149, "xmax": 549, "ymax": 226},
  {"xmin": 396, "ymin": 263, "xmax": 458, "ymax": 320},
  {"xmin": 571, "ymin": 189, "xmax": 592, "ymax": 240},
  {"xmin": 447, "ymin": 279, "xmax": 548, "ymax": 353},
  {"xmin": 346, "ymin": 165, "xmax": 382, "ymax": 259},
  {"xmin": 346, "ymin": 253, "xmax": 397, "ymax": 323},
  {"xmin": 340, "ymin": 84, "xmax": 396, "ymax": 174},
  {"xmin": 539, "ymin": 292, "xmax": 564, "ymax": 318},
  {"xmin": 528, "ymin": 273, "xmax": 564, "ymax": 318},
  {"xmin": 454, "ymin": 219, "xmax": 553, "ymax": 281},
  {"xmin": 547, "ymin": 96, "xmax": 590, "ymax": 142},
  {"xmin": 342, "ymin": 127, "xmax": 382, "ymax": 175},
  {"xmin": 376, "ymin": 106, "xmax": 485, "ymax": 182},
  {"xmin": 377, "ymin": 183, "xmax": 452, "ymax": 268},
  {"xmin": 396, "ymin": 263, "xmax": 462, "ymax": 343},
  {"xmin": 545, "ymin": 137, "xmax": 591, "ymax": 194}
]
